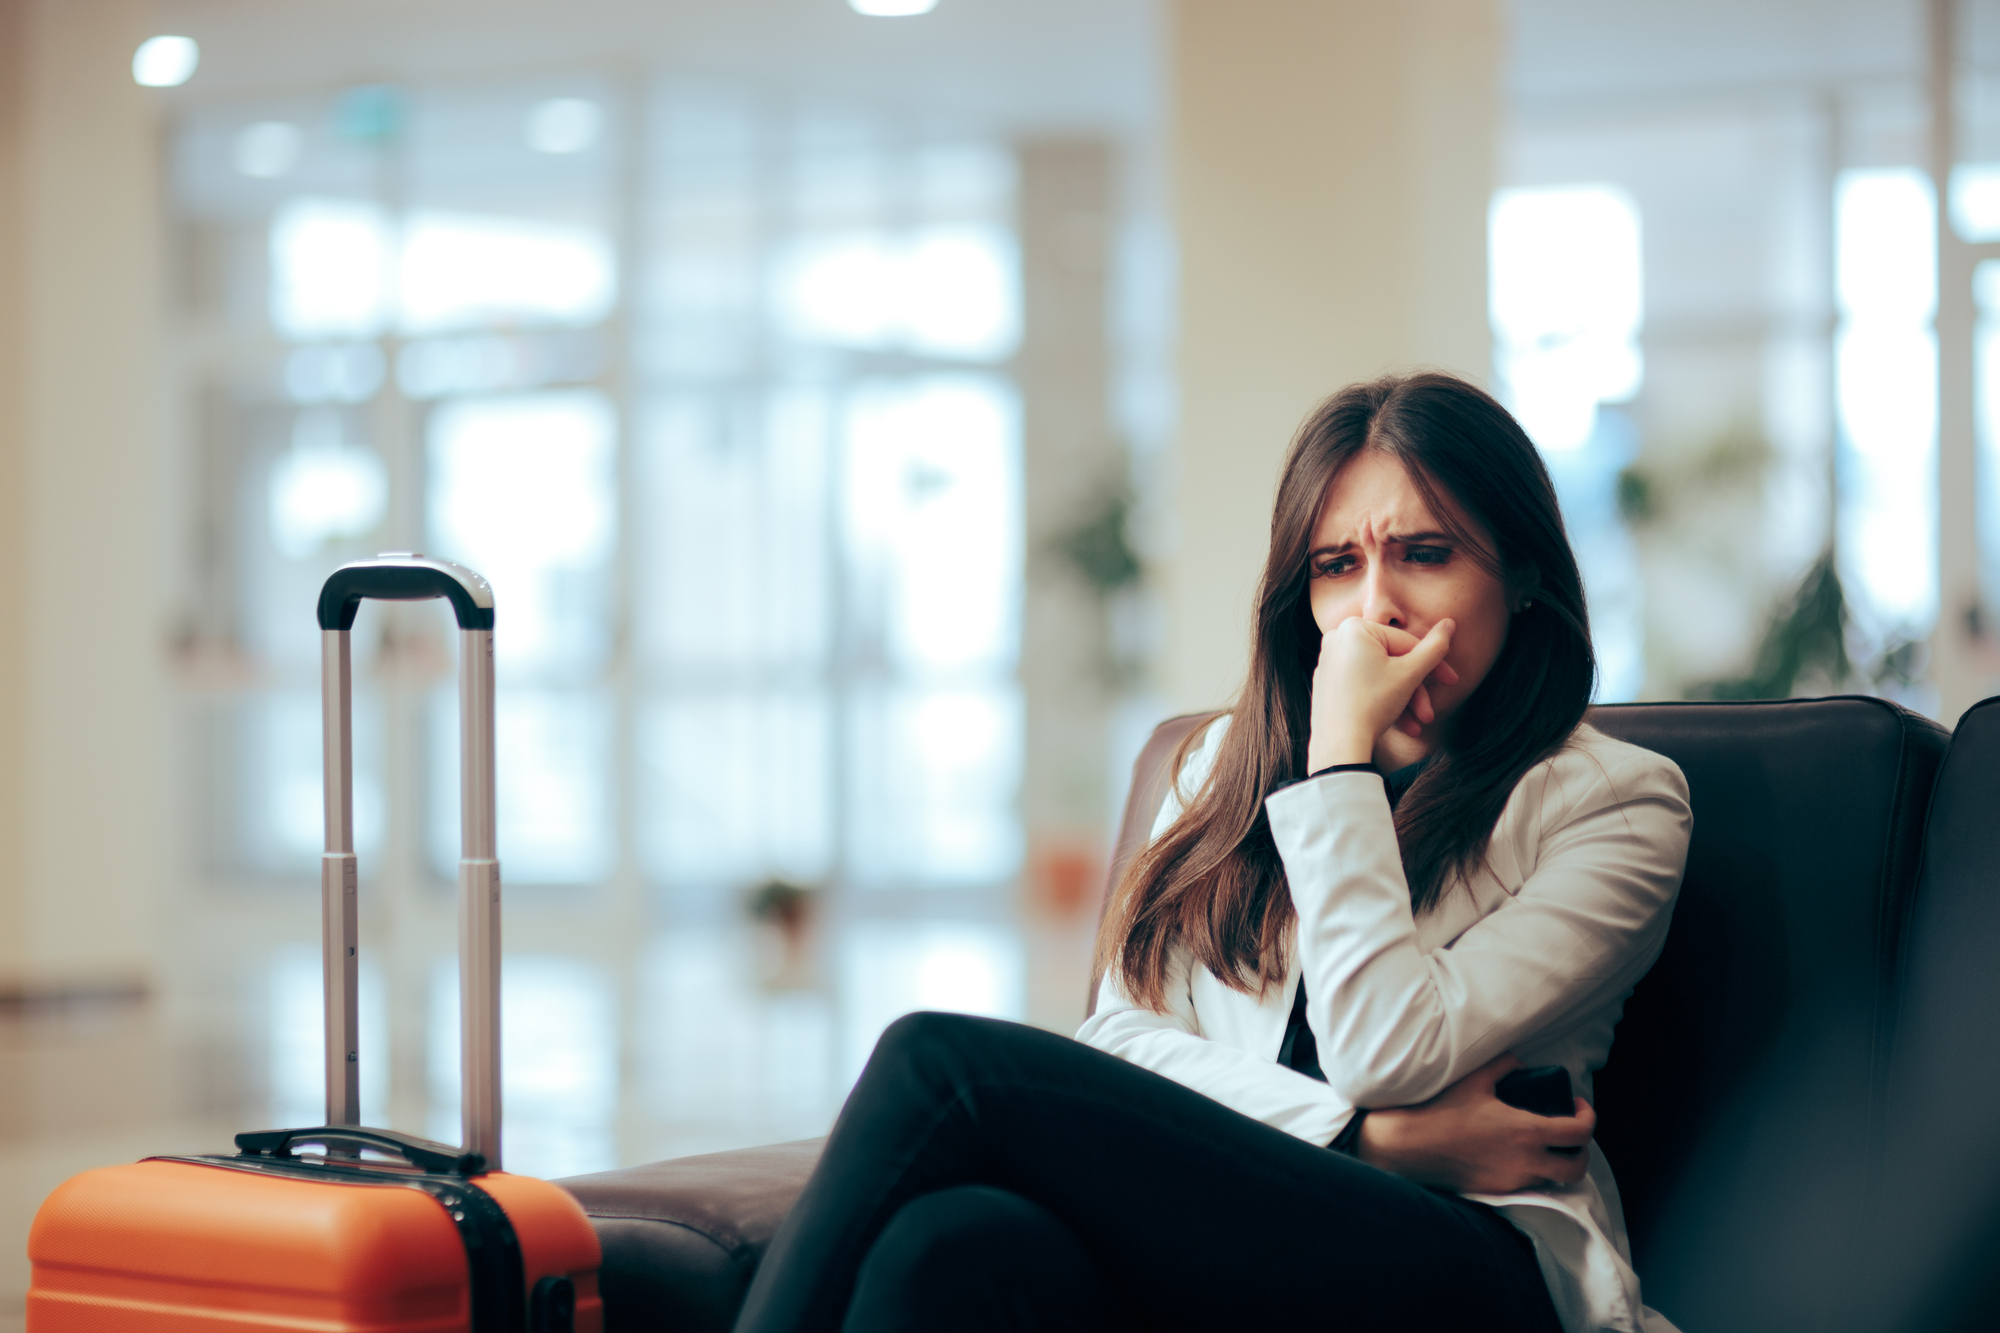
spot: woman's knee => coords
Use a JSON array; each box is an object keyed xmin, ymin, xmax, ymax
[
  {"xmin": 875, "ymin": 1185, "xmax": 1050, "ymax": 1264},
  {"xmin": 872, "ymin": 1010, "xmax": 1025, "ymax": 1075},
  {"xmin": 877, "ymin": 1008, "xmax": 979, "ymax": 1053},
  {"xmin": 846, "ymin": 1186, "xmax": 1124, "ymax": 1333},
  {"xmin": 855, "ymin": 1012, "xmax": 1096, "ymax": 1130}
]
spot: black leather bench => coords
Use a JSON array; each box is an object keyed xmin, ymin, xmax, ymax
[
  {"xmin": 562, "ymin": 696, "xmax": 1975, "ymax": 1332},
  {"xmin": 1861, "ymin": 695, "xmax": 2000, "ymax": 1332}
]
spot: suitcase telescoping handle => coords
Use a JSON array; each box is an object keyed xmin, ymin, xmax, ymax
[{"xmin": 317, "ymin": 554, "xmax": 503, "ymax": 1169}]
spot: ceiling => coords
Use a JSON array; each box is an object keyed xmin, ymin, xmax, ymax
[
  {"xmin": 152, "ymin": 0, "xmax": 1163, "ymax": 138},
  {"xmin": 1509, "ymin": 0, "xmax": 1930, "ymax": 116},
  {"xmin": 150, "ymin": 1, "xmax": 1989, "ymax": 144}
]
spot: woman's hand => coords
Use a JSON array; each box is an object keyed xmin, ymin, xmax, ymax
[
  {"xmin": 1305, "ymin": 617, "xmax": 1460, "ymax": 771},
  {"xmin": 1354, "ymin": 1054, "xmax": 1596, "ymax": 1194}
]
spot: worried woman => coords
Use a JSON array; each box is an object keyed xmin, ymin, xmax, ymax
[{"xmin": 735, "ymin": 371, "xmax": 1692, "ymax": 1333}]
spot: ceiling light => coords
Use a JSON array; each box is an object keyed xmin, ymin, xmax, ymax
[
  {"xmin": 849, "ymin": 0, "xmax": 938, "ymax": 15},
  {"xmin": 132, "ymin": 35, "xmax": 199, "ymax": 88}
]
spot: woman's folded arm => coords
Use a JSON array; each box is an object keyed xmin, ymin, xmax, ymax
[
  {"xmin": 1076, "ymin": 952, "xmax": 1359, "ymax": 1147},
  {"xmin": 1269, "ymin": 743, "xmax": 1691, "ymax": 1109}
]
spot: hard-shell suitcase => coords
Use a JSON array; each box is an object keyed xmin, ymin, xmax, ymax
[{"xmin": 27, "ymin": 556, "xmax": 604, "ymax": 1332}]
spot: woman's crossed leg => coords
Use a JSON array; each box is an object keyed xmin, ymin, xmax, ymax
[{"xmin": 736, "ymin": 1011, "xmax": 1562, "ymax": 1333}]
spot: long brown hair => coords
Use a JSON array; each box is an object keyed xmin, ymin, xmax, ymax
[{"xmin": 1096, "ymin": 372, "xmax": 1595, "ymax": 1011}]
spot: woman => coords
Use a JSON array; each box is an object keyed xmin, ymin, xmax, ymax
[{"xmin": 735, "ymin": 372, "xmax": 1692, "ymax": 1333}]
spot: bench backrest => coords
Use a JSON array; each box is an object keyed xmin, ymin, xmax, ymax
[
  {"xmin": 1863, "ymin": 696, "xmax": 2000, "ymax": 1332},
  {"xmin": 1587, "ymin": 699, "xmax": 1945, "ymax": 1330}
]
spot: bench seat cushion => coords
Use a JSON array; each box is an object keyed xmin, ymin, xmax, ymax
[{"xmin": 558, "ymin": 1138, "xmax": 824, "ymax": 1333}]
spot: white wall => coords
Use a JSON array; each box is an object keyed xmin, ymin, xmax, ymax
[
  {"xmin": 1162, "ymin": 0, "xmax": 1499, "ymax": 712},
  {"xmin": 0, "ymin": 0, "xmax": 168, "ymax": 997},
  {"xmin": 0, "ymin": 0, "xmax": 25, "ymax": 994}
]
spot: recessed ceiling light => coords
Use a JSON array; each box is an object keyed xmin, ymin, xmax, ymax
[
  {"xmin": 132, "ymin": 35, "xmax": 199, "ymax": 88},
  {"xmin": 849, "ymin": 0, "xmax": 939, "ymax": 15}
]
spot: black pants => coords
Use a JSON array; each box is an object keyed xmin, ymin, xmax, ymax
[{"xmin": 734, "ymin": 1012, "xmax": 1564, "ymax": 1333}]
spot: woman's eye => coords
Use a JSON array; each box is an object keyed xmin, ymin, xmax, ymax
[
  {"xmin": 1315, "ymin": 556, "xmax": 1356, "ymax": 577},
  {"xmin": 1405, "ymin": 546, "xmax": 1451, "ymax": 565}
]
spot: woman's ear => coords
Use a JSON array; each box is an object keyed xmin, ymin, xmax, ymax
[{"xmin": 1510, "ymin": 569, "xmax": 1542, "ymax": 614}]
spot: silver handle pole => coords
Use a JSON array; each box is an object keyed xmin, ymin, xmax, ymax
[
  {"xmin": 458, "ymin": 627, "xmax": 502, "ymax": 1168},
  {"xmin": 321, "ymin": 629, "xmax": 360, "ymax": 1127}
]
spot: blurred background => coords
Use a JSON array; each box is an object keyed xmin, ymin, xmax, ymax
[{"xmin": 5, "ymin": 0, "xmax": 2000, "ymax": 1321}]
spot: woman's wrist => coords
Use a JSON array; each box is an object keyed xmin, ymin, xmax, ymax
[
  {"xmin": 1353, "ymin": 1107, "xmax": 1451, "ymax": 1187},
  {"xmin": 1306, "ymin": 728, "xmax": 1376, "ymax": 772},
  {"xmin": 1329, "ymin": 1108, "xmax": 1369, "ymax": 1155},
  {"xmin": 1353, "ymin": 1109, "xmax": 1393, "ymax": 1170}
]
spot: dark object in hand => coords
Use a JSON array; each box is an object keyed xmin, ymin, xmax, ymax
[{"xmin": 1495, "ymin": 1065, "xmax": 1574, "ymax": 1118}]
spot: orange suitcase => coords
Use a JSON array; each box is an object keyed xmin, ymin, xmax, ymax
[{"xmin": 26, "ymin": 557, "xmax": 602, "ymax": 1332}]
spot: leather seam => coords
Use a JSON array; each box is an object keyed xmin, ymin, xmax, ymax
[{"xmin": 582, "ymin": 1212, "xmax": 757, "ymax": 1264}]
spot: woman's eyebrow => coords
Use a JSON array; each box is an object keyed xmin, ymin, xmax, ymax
[{"xmin": 1307, "ymin": 530, "xmax": 1455, "ymax": 556}]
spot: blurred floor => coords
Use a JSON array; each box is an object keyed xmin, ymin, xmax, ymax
[{"xmin": 0, "ymin": 904, "xmax": 1099, "ymax": 1322}]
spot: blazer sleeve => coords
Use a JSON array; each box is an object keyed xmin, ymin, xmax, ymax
[
  {"xmin": 1267, "ymin": 741, "xmax": 1691, "ymax": 1109},
  {"xmin": 1077, "ymin": 949, "xmax": 1361, "ymax": 1146},
  {"xmin": 1074, "ymin": 716, "xmax": 1362, "ymax": 1146}
]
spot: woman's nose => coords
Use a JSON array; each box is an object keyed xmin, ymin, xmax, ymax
[{"xmin": 1360, "ymin": 563, "xmax": 1405, "ymax": 629}]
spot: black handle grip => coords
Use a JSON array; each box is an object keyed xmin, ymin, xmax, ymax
[
  {"xmin": 1495, "ymin": 1065, "xmax": 1575, "ymax": 1118},
  {"xmin": 317, "ymin": 555, "xmax": 495, "ymax": 631},
  {"xmin": 235, "ymin": 1126, "xmax": 487, "ymax": 1176}
]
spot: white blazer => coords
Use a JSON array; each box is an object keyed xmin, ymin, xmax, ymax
[{"xmin": 1076, "ymin": 717, "xmax": 1692, "ymax": 1333}]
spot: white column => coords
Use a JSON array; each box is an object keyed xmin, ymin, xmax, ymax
[
  {"xmin": 1015, "ymin": 139, "xmax": 1120, "ymax": 1033},
  {"xmin": 0, "ymin": 0, "xmax": 168, "ymax": 999},
  {"xmin": 0, "ymin": 0, "xmax": 28, "ymax": 991},
  {"xmin": 1164, "ymin": 0, "xmax": 1500, "ymax": 713}
]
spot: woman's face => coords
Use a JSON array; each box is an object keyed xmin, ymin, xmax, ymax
[{"xmin": 1306, "ymin": 450, "xmax": 1518, "ymax": 738}]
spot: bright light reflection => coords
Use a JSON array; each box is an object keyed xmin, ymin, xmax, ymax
[
  {"xmin": 640, "ymin": 387, "xmax": 834, "ymax": 669},
  {"xmin": 838, "ymin": 922, "xmax": 1021, "ymax": 1086},
  {"xmin": 269, "ymin": 202, "xmax": 614, "ymax": 340},
  {"xmin": 269, "ymin": 409, "xmax": 388, "ymax": 558},
  {"xmin": 400, "ymin": 213, "xmax": 614, "ymax": 334},
  {"xmin": 850, "ymin": 0, "xmax": 940, "ymax": 13},
  {"xmin": 1838, "ymin": 171, "xmax": 1936, "ymax": 321},
  {"xmin": 903, "ymin": 689, "xmax": 1022, "ymax": 874},
  {"xmin": 1489, "ymin": 185, "xmax": 1644, "ymax": 453},
  {"xmin": 847, "ymin": 685, "xmax": 1023, "ymax": 887},
  {"xmin": 904, "ymin": 232, "xmax": 1020, "ymax": 358},
  {"xmin": 1835, "ymin": 168, "xmax": 1938, "ymax": 631},
  {"xmin": 428, "ymin": 390, "xmax": 616, "ymax": 667},
  {"xmin": 1952, "ymin": 165, "xmax": 2000, "ymax": 242},
  {"xmin": 780, "ymin": 227, "xmax": 1018, "ymax": 361},
  {"xmin": 1836, "ymin": 328, "xmax": 1937, "ymax": 460},
  {"xmin": 133, "ymin": 35, "xmax": 199, "ymax": 88},
  {"xmin": 270, "ymin": 199, "xmax": 392, "ymax": 340},
  {"xmin": 843, "ymin": 377, "xmax": 1020, "ymax": 668},
  {"xmin": 431, "ymin": 690, "xmax": 613, "ymax": 884}
]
